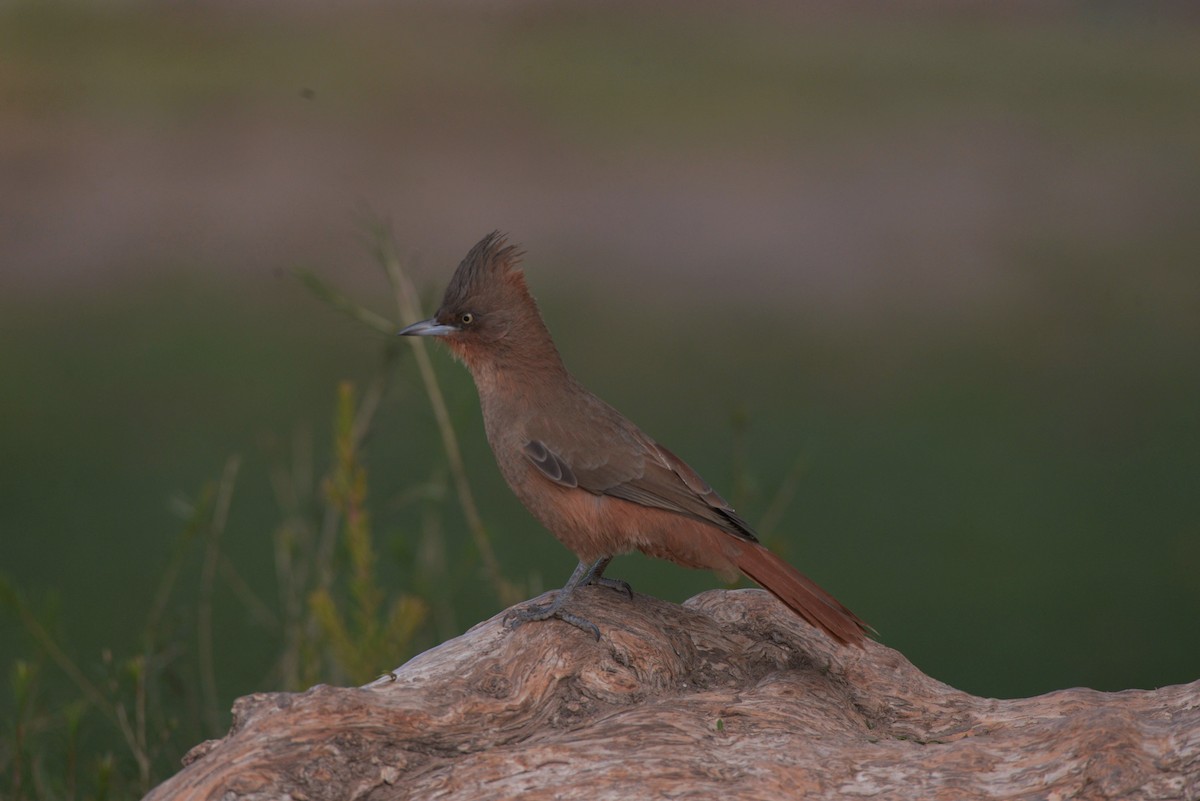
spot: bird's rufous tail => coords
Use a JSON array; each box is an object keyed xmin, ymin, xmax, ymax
[{"xmin": 735, "ymin": 543, "xmax": 870, "ymax": 647}]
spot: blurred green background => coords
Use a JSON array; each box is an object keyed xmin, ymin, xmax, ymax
[{"xmin": 2, "ymin": 1, "xmax": 1198, "ymax": 792}]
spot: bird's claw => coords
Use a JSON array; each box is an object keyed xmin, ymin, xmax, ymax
[
  {"xmin": 504, "ymin": 603, "xmax": 601, "ymax": 641},
  {"xmin": 502, "ymin": 603, "xmax": 550, "ymax": 627},
  {"xmin": 591, "ymin": 576, "xmax": 633, "ymax": 600}
]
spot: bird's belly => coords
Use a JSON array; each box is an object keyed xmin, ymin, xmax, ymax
[{"xmin": 511, "ymin": 476, "xmax": 743, "ymax": 581}]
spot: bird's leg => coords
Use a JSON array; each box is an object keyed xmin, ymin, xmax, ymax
[
  {"xmin": 582, "ymin": 556, "xmax": 632, "ymax": 599},
  {"xmin": 505, "ymin": 557, "xmax": 626, "ymax": 640}
]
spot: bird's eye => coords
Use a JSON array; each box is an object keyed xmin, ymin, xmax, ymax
[{"xmin": 460, "ymin": 312, "xmax": 475, "ymax": 326}]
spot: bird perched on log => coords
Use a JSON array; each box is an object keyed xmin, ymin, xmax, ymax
[{"xmin": 400, "ymin": 232, "xmax": 868, "ymax": 645}]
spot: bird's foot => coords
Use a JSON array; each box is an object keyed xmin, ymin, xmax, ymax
[
  {"xmin": 590, "ymin": 575, "xmax": 633, "ymax": 599},
  {"xmin": 504, "ymin": 602, "xmax": 601, "ymax": 641},
  {"xmin": 502, "ymin": 557, "xmax": 626, "ymax": 640},
  {"xmin": 578, "ymin": 556, "xmax": 632, "ymax": 599}
]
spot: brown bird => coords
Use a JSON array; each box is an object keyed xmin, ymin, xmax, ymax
[{"xmin": 399, "ymin": 233, "xmax": 868, "ymax": 645}]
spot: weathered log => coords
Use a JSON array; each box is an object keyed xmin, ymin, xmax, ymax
[{"xmin": 145, "ymin": 588, "xmax": 1200, "ymax": 801}]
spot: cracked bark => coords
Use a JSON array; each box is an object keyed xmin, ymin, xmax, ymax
[{"xmin": 144, "ymin": 588, "xmax": 1200, "ymax": 801}]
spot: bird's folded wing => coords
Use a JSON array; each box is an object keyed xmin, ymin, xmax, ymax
[{"xmin": 522, "ymin": 426, "xmax": 757, "ymax": 543}]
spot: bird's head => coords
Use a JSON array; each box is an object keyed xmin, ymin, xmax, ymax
[{"xmin": 399, "ymin": 232, "xmax": 557, "ymax": 370}]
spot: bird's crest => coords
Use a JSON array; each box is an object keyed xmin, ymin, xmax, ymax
[{"xmin": 442, "ymin": 231, "xmax": 526, "ymax": 310}]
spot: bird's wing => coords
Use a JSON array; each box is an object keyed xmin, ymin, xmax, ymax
[{"xmin": 522, "ymin": 418, "xmax": 757, "ymax": 543}]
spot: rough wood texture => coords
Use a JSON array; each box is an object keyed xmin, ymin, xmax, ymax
[{"xmin": 145, "ymin": 588, "xmax": 1199, "ymax": 801}]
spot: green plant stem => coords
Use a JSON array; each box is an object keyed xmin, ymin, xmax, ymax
[
  {"xmin": 757, "ymin": 453, "xmax": 808, "ymax": 542},
  {"xmin": 373, "ymin": 230, "xmax": 521, "ymax": 607},
  {"xmin": 2, "ymin": 587, "xmax": 148, "ymax": 782},
  {"xmin": 314, "ymin": 351, "xmax": 394, "ymax": 592},
  {"xmin": 198, "ymin": 455, "xmax": 240, "ymax": 737},
  {"xmin": 295, "ymin": 271, "xmax": 395, "ymax": 335}
]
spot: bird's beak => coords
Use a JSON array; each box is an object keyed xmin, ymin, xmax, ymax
[{"xmin": 398, "ymin": 318, "xmax": 458, "ymax": 337}]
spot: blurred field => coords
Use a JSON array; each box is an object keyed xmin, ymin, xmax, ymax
[{"xmin": 1, "ymin": 1, "xmax": 1198, "ymax": 790}]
